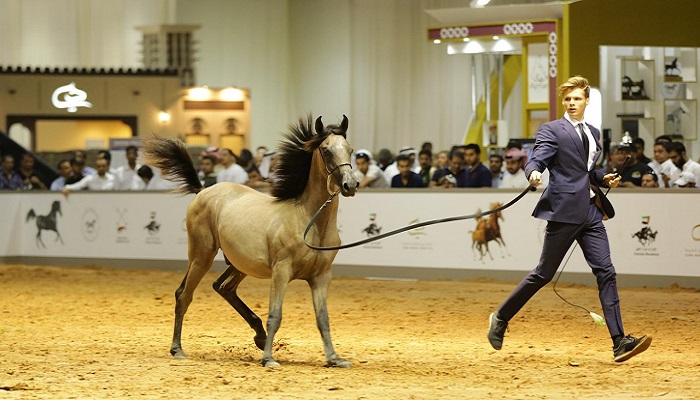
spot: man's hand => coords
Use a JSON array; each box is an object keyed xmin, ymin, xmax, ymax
[
  {"xmin": 529, "ymin": 171, "xmax": 542, "ymax": 187},
  {"xmin": 604, "ymin": 173, "xmax": 621, "ymax": 188}
]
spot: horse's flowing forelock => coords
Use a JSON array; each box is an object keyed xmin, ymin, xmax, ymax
[{"xmin": 271, "ymin": 114, "xmax": 341, "ymax": 201}]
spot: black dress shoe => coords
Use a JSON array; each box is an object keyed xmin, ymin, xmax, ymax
[
  {"xmin": 613, "ymin": 334, "xmax": 652, "ymax": 362},
  {"xmin": 487, "ymin": 312, "xmax": 508, "ymax": 350}
]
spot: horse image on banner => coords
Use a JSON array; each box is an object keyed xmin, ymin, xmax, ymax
[
  {"xmin": 143, "ymin": 114, "xmax": 357, "ymax": 368},
  {"xmin": 25, "ymin": 200, "xmax": 64, "ymax": 248},
  {"xmin": 470, "ymin": 202, "xmax": 509, "ymax": 263}
]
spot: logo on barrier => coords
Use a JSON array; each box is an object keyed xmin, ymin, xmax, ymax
[
  {"xmin": 116, "ymin": 208, "xmax": 129, "ymax": 243},
  {"xmin": 362, "ymin": 213, "xmax": 382, "ymax": 238},
  {"xmin": 470, "ymin": 202, "xmax": 510, "ymax": 263},
  {"xmin": 632, "ymin": 216, "xmax": 658, "ymax": 247},
  {"xmin": 25, "ymin": 200, "xmax": 64, "ymax": 248},
  {"xmin": 145, "ymin": 212, "xmax": 161, "ymax": 236},
  {"xmin": 81, "ymin": 208, "xmax": 100, "ymax": 242}
]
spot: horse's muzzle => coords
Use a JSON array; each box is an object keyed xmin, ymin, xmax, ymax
[{"xmin": 340, "ymin": 170, "xmax": 358, "ymax": 197}]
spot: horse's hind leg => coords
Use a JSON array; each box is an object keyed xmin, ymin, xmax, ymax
[
  {"xmin": 36, "ymin": 231, "xmax": 46, "ymax": 248},
  {"xmin": 171, "ymin": 250, "xmax": 216, "ymax": 359},
  {"xmin": 213, "ymin": 262, "xmax": 267, "ymax": 350},
  {"xmin": 308, "ymin": 270, "xmax": 351, "ymax": 368}
]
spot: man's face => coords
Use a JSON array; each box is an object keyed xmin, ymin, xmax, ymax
[
  {"xmin": 505, "ymin": 158, "xmax": 523, "ymax": 175},
  {"xmin": 641, "ymin": 174, "xmax": 658, "ymax": 188},
  {"xmin": 407, "ymin": 153, "xmax": 416, "ymax": 166},
  {"xmin": 653, "ymin": 144, "xmax": 669, "ymax": 163},
  {"xmin": 2, "ymin": 156, "xmax": 13, "ymax": 172},
  {"xmin": 95, "ymin": 159, "xmax": 110, "ymax": 176},
  {"xmin": 611, "ymin": 148, "xmax": 626, "ymax": 168},
  {"xmin": 59, "ymin": 161, "xmax": 72, "ymax": 178},
  {"xmin": 21, "ymin": 155, "xmax": 34, "ymax": 170},
  {"xmin": 669, "ymin": 150, "xmax": 685, "ymax": 169},
  {"xmin": 220, "ymin": 150, "xmax": 235, "ymax": 166},
  {"xmin": 200, "ymin": 159, "xmax": 214, "ymax": 174},
  {"xmin": 562, "ymin": 87, "xmax": 589, "ymax": 121},
  {"xmin": 126, "ymin": 148, "xmax": 138, "ymax": 163},
  {"xmin": 464, "ymin": 149, "xmax": 479, "ymax": 167},
  {"xmin": 489, "ymin": 156, "xmax": 502, "ymax": 173},
  {"xmin": 397, "ymin": 160, "xmax": 411, "ymax": 176},
  {"xmin": 355, "ymin": 157, "xmax": 369, "ymax": 174},
  {"xmin": 419, "ymin": 153, "xmax": 431, "ymax": 169},
  {"xmin": 437, "ymin": 152, "xmax": 448, "ymax": 167},
  {"xmin": 449, "ymin": 156, "xmax": 462, "ymax": 173}
]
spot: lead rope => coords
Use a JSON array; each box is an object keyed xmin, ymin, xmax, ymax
[{"xmin": 304, "ymin": 184, "xmax": 537, "ymax": 251}]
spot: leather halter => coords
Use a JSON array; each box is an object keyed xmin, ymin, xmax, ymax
[{"xmin": 317, "ymin": 146, "xmax": 351, "ymax": 196}]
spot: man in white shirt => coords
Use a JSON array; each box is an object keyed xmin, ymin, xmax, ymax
[
  {"xmin": 63, "ymin": 158, "xmax": 115, "ymax": 193},
  {"xmin": 499, "ymin": 148, "xmax": 529, "ymax": 189},
  {"xmin": 352, "ymin": 150, "xmax": 388, "ymax": 189},
  {"xmin": 216, "ymin": 148, "xmax": 249, "ymax": 185},
  {"xmin": 648, "ymin": 141, "xmax": 680, "ymax": 188},
  {"xmin": 114, "ymin": 145, "xmax": 142, "ymax": 190},
  {"xmin": 668, "ymin": 142, "xmax": 700, "ymax": 188}
]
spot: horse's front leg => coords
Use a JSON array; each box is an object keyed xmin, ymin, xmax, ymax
[
  {"xmin": 262, "ymin": 266, "xmax": 291, "ymax": 367},
  {"xmin": 308, "ymin": 271, "xmax": 351, "ymax": 368}
]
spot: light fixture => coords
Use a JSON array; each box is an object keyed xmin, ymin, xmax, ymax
[
  {"xmin": 189, "ymin": 86, "xmax": 210, "ymax": 101},
  {"xmin": 433, "ymin": 39, "xmax": 441, "ymax": 44},
  {"xmin": 158, "ymin": 111, "xmax": 171, "ymax": 123},
  {"xmin": 493, "ymin": 35, "xmax": 500, "ymax": 40},
  {"xmin": 463, "ymin": 38, "xmax": 470, "ymax": 42},
  {"xmin": 469, "ymin": 0, "xmax": 491, "ymax": 7},
  {"xmin": 220, "ymin": 87, "xmax": 245, "ymax": 102}
]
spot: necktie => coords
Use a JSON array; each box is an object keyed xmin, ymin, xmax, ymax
[{"xmin": 578, "ymin": 123, "xmax": 589, "ymax": 163}]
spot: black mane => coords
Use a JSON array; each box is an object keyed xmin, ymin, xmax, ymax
[{"xmin": 271, "ymin": 114, "xmax": 346, "ymax": 201}]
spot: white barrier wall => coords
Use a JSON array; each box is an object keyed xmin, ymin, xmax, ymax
[{"xmin": 2, "ymin": 191, "xmax": 699, "ymax": 278}]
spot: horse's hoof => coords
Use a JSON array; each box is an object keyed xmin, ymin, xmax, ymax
[
  {"xmin": 254, "ymin": 334, "xmax": 266, "ymax": 351},
  {"xmin": 170, "ymin": 349, "xmax": 187, "ymax": 359},
  {"xmin": 262, "ymin": 359, "xmax": 280, "ymax": 368},
  {"xmin": 326, "ymin": 358, "xmax": 352, "ymax": 368}
]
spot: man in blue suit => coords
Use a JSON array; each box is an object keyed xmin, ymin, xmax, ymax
[{"xmin": 487, "ymin": 76, "xmax": 651, "ymax": 362}]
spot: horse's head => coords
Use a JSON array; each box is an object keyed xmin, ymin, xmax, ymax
[
  {"xmin": 315, "ymin": 115, "xmax": 358, "ymax": 197},
  {"xmin": 490, "ymin": 202, "xmax": 504, "ymax": 221},
  {"xmin": 52, "ymin": 201, "xmax": 62, "ymax": 217}
]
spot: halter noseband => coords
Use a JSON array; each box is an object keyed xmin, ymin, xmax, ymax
[{"xmin": 317, "ymin": 147, "xmax": 351, "ymax": 196}]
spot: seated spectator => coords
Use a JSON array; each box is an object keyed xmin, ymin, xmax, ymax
[
  {"xmin": 633, "ymin": 137, "xmax": 652, "ymax": 165},
  {"xmin": 618, "ymin": 142, "xmax": 653, "ymax": 188},
  {"xmin": 489, "ymin": 154, "xmax": 504, "ymax": 188},
  {"xmin": 463, "ymin": 143, "xmax": 492, "ymax": 187},
  {"xmin": 391, "ymin": 154, "xmax": 423, "ymax": 188},
  {"xmin": 668, "ymin": 142, "xmax": 700, "ymax": 186},
  {"xmin": 649, "ymin": 141, "xmax": 680, "ymax": 188},
  {"xmin": 63, "ymin": 158, "xmax": 115, "ymax": 193},
  {"xmin": 137, "ymin": 165, "xmax": 179, "ymax": 190},
  {"xmin": 198, "ymin": 155, "xmax": 218, "ymax": 188},
  {"xmin": 435, "ymin": 150, "xmax": 449, "ymax": 170},
  {"xmin": 66, "ymin": 158, "xmax": 87, "ymax": 185},
  {"xmin": 114, "ymin": 145, "xmax": 142, "ymax": 190},
  {"xmin": 383, "ymin": 146, "xmax": 419, "ymax": 183},
  {"xmin": 375, "ymin": 148, "xmax": 393, "ymax": 171},
  {"xmin": 0, "ymin": 155, "xmax": 23, "ymax": 190},
  {"xmin": 430, "ymin": 151, "xmax": 468, "ymax": 188},
  {"xmin": 673, "ymin": 171, "xmax": 696, "ymax": 188},
  {"xmin": 73, "ymin": 150, "xmax": 96, "ymax": 176},
  {"xmin": 500, "ymin": 148, "xmax": 530, "ymax": 189},
  {"xmin": 640, "ymin": 171, "xmax": 659, "ymax": 188},
  {"xmin": 353, "ymin": 150, "xmax": 388, "ymax": 189},
  {"xmin": 216, "ymin": 148, "xmax": 249, "ymax": 184},
  {"xmin": 50, "ymin": 159, "xmax": 74, "ymax": 191},
  {"xmin": 18, "ymin": 153, "xmax": 47, "ymax": 190},
  {"xmin": 417, "ymin": 149, "xmax": 436, "ymax": 188}
]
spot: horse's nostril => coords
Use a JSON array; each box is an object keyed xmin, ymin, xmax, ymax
[{"xmin": 343, "ymin": 183, "xmax": 350, "ymax": 191}]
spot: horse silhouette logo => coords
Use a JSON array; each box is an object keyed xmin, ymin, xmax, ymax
[
  {"xmin": 145, "ymin": 212, "xmax": 161, "ymax": 235},
  {"xmin": 81, "ymin": 209, "xmax": 100, "ymax": 242},
  {"xmin": 25, "ymin": 200, "xmax": 64, "ymax": 248},
  {"xmin": 362, "ymin": 213, "xmax": 382, "ymax": 237},
  {"xmin": 632, "ymin": 226, "xmax": 658, "ymax": 247}
]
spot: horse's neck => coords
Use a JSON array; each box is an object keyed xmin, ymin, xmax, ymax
[{"xmin": 300, "ymin": 153, "xmax": 338, "ymax": 221}]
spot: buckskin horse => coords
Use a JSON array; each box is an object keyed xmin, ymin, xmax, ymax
[{"xmin": 143, "ymin": 115, "xmax": 357, "ymax": 367}]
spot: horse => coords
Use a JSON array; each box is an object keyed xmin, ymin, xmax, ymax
[
  {"xmin": 143, "ymin": 114, "xmax": 358, "ymax": 368},
  {"xmin": 484, "ymin": 202, "xmax": 509, "ymax": 258},
  {"xmin": 25, "ymin": 200, "xmax": 64, "ymax": 248},
  {"xmin": 632, "ymin": 226, "xmax": 658, "ymax": 247},
  {"xmin": 362, "ymin": 223, "xmax": 382, "ymax": 237}
]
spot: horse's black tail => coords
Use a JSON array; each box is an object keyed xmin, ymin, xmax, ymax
[
  {"xmin": 26, "ymin": 209, "xmax": 36, "ymax": 222},
  {"xmin": 142, "ymin": 136, "xmax": 203, "ymax": 195}
]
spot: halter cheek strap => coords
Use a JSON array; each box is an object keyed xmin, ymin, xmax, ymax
[{"xmin": 318, "ymin": 147, "xmax": 351, "ymax": 196}]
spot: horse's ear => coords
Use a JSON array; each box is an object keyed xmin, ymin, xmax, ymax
[
  {"xmin": 340, "ymin": 114, "xmax": 349, "ymax": 135},
  {"xmin": 315, "ymin": 116, "xmax": 324, "ymax": 135}
]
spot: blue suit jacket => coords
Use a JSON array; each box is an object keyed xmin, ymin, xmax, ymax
[{"xmin": 524, "ymin": 117, "xmax": 614, "ymax": 224}]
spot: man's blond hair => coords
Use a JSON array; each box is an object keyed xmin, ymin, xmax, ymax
[{"xmin": 558, "ymin": 76, "xmax": 590, "ymax": 98}]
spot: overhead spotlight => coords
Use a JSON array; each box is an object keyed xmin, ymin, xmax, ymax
[
  {"xmin": 463, "ymin": 38, "xmax": 471, "ymax": 42},
  {"xmin": 469, "ymin": 0, "xmax": 491, "ymax": 7},
  {"xmin": 189, "ymin": 86, "xmax": 210, "ymax": 101},
  {"xmin": 493, "ymin": 35, "xmax": 500, "ymax": 40},
  {"xmin": 433, "ymin": 39, "xmax": 441, "ymax": 44},
  {"xmin": 158, "ymin": 111, "xmax": 171, "ymax": 123}
]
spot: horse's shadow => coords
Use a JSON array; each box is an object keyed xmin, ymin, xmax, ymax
[{"xmin": 26, "ymin": 200, "xmax": 64, "ymax": 248}]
